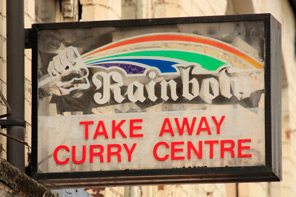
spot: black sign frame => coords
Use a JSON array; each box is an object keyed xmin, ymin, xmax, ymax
[{"xmin": 31, "ymin": 13, "xmax": 281, "ymax": 188}]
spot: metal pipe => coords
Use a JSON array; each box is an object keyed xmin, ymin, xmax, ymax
[{"xmin": 6, "ymin": 0, "xmax": 25, "ymax": 171}]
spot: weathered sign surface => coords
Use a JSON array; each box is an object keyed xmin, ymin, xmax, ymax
[{"xmin": 31, "ymin": 14, "xmax": 281, "ymax": 188}]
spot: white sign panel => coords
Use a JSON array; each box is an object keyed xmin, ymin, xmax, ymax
[{"xmin": 32, "ymin": 14, "xmax": 281, "ymax": 186}]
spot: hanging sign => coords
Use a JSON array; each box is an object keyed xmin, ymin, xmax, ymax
[{"xmin": 31, "ymin": 14, "xmax": 281, "ymax": 188}]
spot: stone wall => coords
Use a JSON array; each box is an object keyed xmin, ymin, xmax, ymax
[
  {"xmin": 0, "ymin": 0, "xmax": 294, "ymax": 196},
  {"xmin": 235, "ymin": 0, "xmax": 296, "ymax": 196},
  {"xmin": 0, "ymin": 0, "xmax": 7, "ymax": 160},
  {"xmin": 79, "ymin": 1, "xmax": 232, "ymax": 196},
  {"xmin": 24, "ymin": 0, "xmax": 35, "ymax": 168},
  {"xmin": 78, "ymin": 0, "xmax": 293, "ymax": 196}
]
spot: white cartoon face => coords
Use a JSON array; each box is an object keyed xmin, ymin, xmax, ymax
[{"xmin": 47, "ymin": 46, "xmax": 90, "ymax": 94}]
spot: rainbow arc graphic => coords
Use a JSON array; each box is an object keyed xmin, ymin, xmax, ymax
[{"xmin": 81, "ymin": 33, "xmax": 264, "ymax": 75}]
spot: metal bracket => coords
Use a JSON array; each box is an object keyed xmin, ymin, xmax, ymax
[
  {"xmin": 25, "ymin": 28, "xmax": 33, "ymax": 49},
  {"xmin": 0, "ymin": 119, "xmax": 26, "ymax": 129},
  {"xmin": 0, "ymin": 90, "xmax": 26, "ymax": 128}
]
